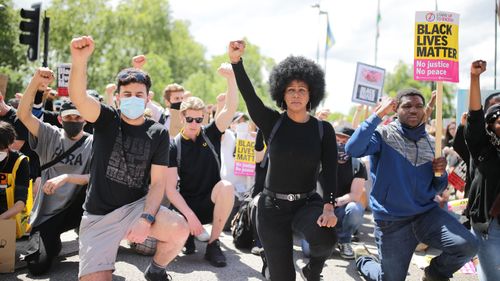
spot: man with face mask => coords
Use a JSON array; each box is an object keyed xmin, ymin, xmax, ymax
[
  {"xmin": 69, "ymin": 36, "xmax": 189, "ymax": 281},
  {"xmin": 346, "ymin": 89, "xmax": 478, "ymax": 281},
  {"xmin": 17, "ymin": 68, "xmax": 93, "ymax": 275}
]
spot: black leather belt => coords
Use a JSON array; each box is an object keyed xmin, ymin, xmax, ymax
[{"xmin": 263, "ymin": 189, "xmax": 316, "ymax": 201}]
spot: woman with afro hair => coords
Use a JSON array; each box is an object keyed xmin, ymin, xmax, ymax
[{"xmin": 229, "ymin": 40, "xmax": 338, "ymax": 281}]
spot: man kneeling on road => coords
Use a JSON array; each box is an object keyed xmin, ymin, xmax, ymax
[
  {"xmin": 69, "ymin": 36, "xmax": 189, "ymax": 281},
  {"xmin": 165, "ymin": 64, "xmax": 238, "ymax": 268},
  {"xmin": 18, "ymin": 68, "xmax": 93, "ymax": 275}
]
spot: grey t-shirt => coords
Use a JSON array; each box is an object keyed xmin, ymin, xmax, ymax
[{"xmin": 28, "ymin": 122, "xmax": 93, "ymax": 227}]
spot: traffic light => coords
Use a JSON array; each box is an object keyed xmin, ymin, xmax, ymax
[{"xmin": 19, "ymin": 3, "xmax": 41, "ymax": 61}]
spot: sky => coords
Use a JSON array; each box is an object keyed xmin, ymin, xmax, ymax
[{"xmin": 16, "ymin": 0, "xmax": 498, "ymax": 114}]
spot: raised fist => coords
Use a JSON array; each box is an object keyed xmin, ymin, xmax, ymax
[
  {"xmin": 217, "ymin": 63, "xmax": 234, "ymax": 79},
  {"xmin": 31, "ymin": 67, "xmax": 54, "ymax": 90},
  {"xmin": 132, "ymin": 55, "xmax": 146, "ymax": 69},
  {"xmin": 70, "ymin": 36, "xmax": 95, "ymax": 62},
  {"xmin": 105, "ymin": 83, "xmax": 117, "ymax": 96},
  {"xmin": 228, "ymin": 40, "xmax": 245, "ymax": 63},
  {"xmin": 470, "ymin": 60, "xmax": 486, "ymax": 77}
]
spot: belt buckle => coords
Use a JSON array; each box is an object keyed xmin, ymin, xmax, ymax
[{"xmin": 287, "ymin": 194, "xmax": 296, "ymax": 201}]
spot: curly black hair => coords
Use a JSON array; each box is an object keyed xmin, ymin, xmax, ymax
[
  {"xmin": 268, "ymin": 56, "xmax": 325, "ymax": 111},
  {"xmin": 395, "ymin": 88, "xmax": 425, "ymax": 108}
]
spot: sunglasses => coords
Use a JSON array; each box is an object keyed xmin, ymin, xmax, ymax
[{"xmin": 185, "ymin": 116, "xmax": 204, "ymax": 123}]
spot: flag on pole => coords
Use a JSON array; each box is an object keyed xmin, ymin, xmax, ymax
[
  {"xmin": 326, "ymin": 15, "xmax": 335, "ymax": 51},
  {"xmin": 376, "ymin": 5, "xmax": 381, "ymax": 38}
]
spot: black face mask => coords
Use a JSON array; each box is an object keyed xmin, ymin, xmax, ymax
[
  {"xmin": 170, "ymin": 102, "xmax": 182, "ymax": 110},
  {"xmin": 62, "ymin": 121, "xmax": 84, "ymax": 138}
]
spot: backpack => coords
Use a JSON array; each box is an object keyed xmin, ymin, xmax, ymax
[
  {"xmin": 231, "ymin": 197, "xmax": 253, "ymax": 249},
  {"xmin": 4, "ymin": 155, "xmax": 33, "ymax": 238}
]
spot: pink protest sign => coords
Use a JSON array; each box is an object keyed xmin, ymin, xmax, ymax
[
  {"xmin": 414, "ymin": 11, "xmax": 459, "ymax": 82},
  {"xmin": 234, "ymin": 138, "xmax": 255, "ymax": 176}
]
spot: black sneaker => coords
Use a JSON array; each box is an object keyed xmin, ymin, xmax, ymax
[
  {"xmin": 204, "ymin": 239, "xmax": 227, "ymax": 267},
  {"xmin": 182, "ymin": 235, "xmax": 196, "ymax": 255},
  {"xmin": 300, "ymin": 263, "xmax": 323, "ymax": 281},
  {"xmin": 422, "ymin": 266, "xmax": 450, "ymax": 281},
  {"xmin": 144, "ymin": 270, "xmax": 173, "ymax": 281}
]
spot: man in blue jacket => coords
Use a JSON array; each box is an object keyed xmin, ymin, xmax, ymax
[{"xmin": 346, "ymin": 89, "xmax": 478, "ymax": 281}]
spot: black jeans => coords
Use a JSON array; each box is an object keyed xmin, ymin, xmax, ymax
[
  {"xmin": 26, "ymin": 187, "xmax": 86, "ymax": 275},
  {"xmin": 257, "ymin": 193, "xmax": 336, "ymax": 281}
]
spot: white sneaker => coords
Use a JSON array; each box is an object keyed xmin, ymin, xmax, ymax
[{"xmin": 195, "ymin": 229, "xmax": 210, "ymax": 242}]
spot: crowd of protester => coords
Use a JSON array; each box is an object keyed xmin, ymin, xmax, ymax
[{"xmin": 0, "ymin": 36, "xmax": 499, "ymax": 281}]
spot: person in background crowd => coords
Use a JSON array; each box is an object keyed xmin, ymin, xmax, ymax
[
  {"xmin": 465, "ymin": 60, "xmax": 500, "ymax": 281},
  {"xmin": 69, "ymin": 35, "xmax": 189, "ymax": 281},
  {"xmin": 161, "ymin": 83, "xmax": 185, "ymax": 138},
  {"xmin": 230, "ymin": 40, "xmax": 338, "ymax": 281},
  {"xmin": 347, "ymin": 88, "xmax": 478, "ymax": 281}
]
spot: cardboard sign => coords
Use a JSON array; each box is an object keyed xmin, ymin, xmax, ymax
[
  {"xmin": 414, "ymin": 11, "xmax": 460, "ymax": 82},
  {"xmin": 351, "ymin": 62, "xmax": 385, "ymax": 106},
  {"xmin": 0, "ymin": 219, "xmax": 16, "ymax": 273},
  {"xmin": 234, "ymin": 138, "xmax": 255, "ymax": 176},
  {"xmin": 57, "ymin": 63, "xmax": 71, "ymax": 96}
]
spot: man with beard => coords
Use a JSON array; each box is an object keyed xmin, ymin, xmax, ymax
[
  {"xmin": 346, "ymin": 89, "xmax": 478, "ymax": 281},
  {"xmin": 17, "ymin": 68, "xmax": 93, "ymax": 275}
]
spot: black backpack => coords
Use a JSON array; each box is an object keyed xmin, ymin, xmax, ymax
[{"xmin": 231, "ymin": 197, "xmax": 253, "ymax": 249}]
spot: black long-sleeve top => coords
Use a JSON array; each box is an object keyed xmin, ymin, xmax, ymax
[
  {"xmin": 453, "ymin": 124, "xmax": 472, "ymax": 197},
  {"xmin": 464, "ymin": 109, "xmax": 500, "ymax": 224},
  {"xmin": 232, "ymin": 60, "xmax": 337, "ymax": 205}
]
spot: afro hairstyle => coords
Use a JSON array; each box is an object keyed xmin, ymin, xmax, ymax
[
  {"xmin": 395, "ymin": 88, "xmax": 425, "ymax": 108},
  {"xmin": 268, "ymin": 56, "xmax": 325, "ymax": 111}
]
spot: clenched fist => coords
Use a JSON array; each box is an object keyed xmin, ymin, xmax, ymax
[
  {"xmin": 228, "ymin": 40, "xmax": 245, "ymax": 64},
  {"xmin": 70, "ymin": 36, "xmax": 95, "ymax": 63},
  {"xmin": 30, "ymin": 67, "xmax": 54, "ymax": 90}
]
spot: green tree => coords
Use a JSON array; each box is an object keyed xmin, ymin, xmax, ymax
[
  {"xmin": 384, "ymin": 61, "xmax": 456, "ymax": 118},
  {"xmin": 0, "ymin": 0, "xmax": 28, "ymax": 99}
]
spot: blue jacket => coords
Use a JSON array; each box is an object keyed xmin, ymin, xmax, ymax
[{"xmin": 346, "ymin": 114, "xmax": 448, "ymax": 221}]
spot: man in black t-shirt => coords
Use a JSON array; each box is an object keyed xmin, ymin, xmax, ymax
[
  {"xmin": 69, "ymin": 36, "xmax": 189, "ymax": 281},
  {"xmin": 166, "ymin": 64, "xmax": 238, "ymax": 268},
  {"xmin": 333, "ymin": 126, "xmax": 367, "ymax": 260}
]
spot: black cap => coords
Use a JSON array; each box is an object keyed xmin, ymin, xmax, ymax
[
  {"xmin": 60, "ymin": 101, "xmax": 81, "ymax": 117},
  {"xmin": 335, "ymin": 126, "xmax": 355, "ymax": 137}
]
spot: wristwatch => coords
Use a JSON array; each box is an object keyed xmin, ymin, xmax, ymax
[{"xmin": 140, "ymin": 213, "xmax": 155, "ymax": 224}]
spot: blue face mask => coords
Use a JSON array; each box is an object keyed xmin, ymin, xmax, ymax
[{"xmin": 119, "ymin": 96, "xmax": 145, "ymax": 120}]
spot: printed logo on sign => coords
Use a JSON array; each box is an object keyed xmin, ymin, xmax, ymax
[{"xmin": 426, "ymin": 12, "xmax": 435, "ymax": 22}]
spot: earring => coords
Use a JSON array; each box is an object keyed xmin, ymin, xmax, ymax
[{"xmin": 308, "ymin": 102, "xmax": 312, "ymax": 112}]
